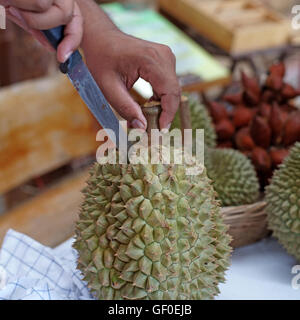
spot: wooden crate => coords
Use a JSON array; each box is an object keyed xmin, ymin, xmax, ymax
[
  {"xmin": 260, "ymin": 0, "xmax": 297, "ymax": 15},
  {"xmin": 0, "ymin": 170, "xmax": 89, "ymax": 247},
  {"xmin": 0, "ymin": 74, "xmax": 99, "ymax": 247},
  {"xmin": 0, "ymin": 74, "xmax": 99, "ymax": 194},
  {"xmin": 159, "ymin": 0, "xmax": 290, "ymax": 54}
]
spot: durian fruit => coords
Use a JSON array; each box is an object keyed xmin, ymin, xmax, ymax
[
  {"xmin": 74, "ymin": 103, "xmax": 232, "ymax": 300},
  {"xmin": 266, "ymin": 142, "xmax": 300, "ymax": 261},
  {"xmin": 171, "ymin": 98, "xmax": 217, "ymax": 148},
  {"xmin": 205, "ymin": 148, "xmax": 260, "ymax": 207}
]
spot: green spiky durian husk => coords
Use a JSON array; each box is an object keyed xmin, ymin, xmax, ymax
[
  {"xmin": 205, "ymin": 148, "xmax": 260, "ymax": 207},
  {"xmin": 266, "ymin": 142, "xmax": 300, "ymax": 262},
  {"xmin": 74, "ymin": 150, "xmax": 231, "ymax": 300},
  {"xmin": 171, "ymin": 100, "xmax": 217, "ymax": 148}
]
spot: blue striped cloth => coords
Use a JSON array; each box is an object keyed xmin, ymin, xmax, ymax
[{"xmin": 0, "ymin": 229, "xmax": 94, "ymax": 300}]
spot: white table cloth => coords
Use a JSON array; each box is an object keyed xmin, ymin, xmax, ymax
[{"xmin": 0, "ymin": 229, "xmax": 299, "ymax": 300}]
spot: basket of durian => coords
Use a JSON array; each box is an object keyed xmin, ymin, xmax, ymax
[{"xmin": 173, "ymin": 62, "xmax": 300, "ymax": 249}]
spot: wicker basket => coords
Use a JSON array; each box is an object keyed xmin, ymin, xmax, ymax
[
  {"xmin": 221, "ymin": 201, "xmax": 270, "ymax": 248},
  {"xmin": 177, "ymin": 98, "xmax": 271, "ymax": 248}
]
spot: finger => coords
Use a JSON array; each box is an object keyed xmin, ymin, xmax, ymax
[
  {"xmin": 150, "ymin": 92, "xmax": 160, "ymax": 102},
  {"xmin": 139, "ymin": 45, "xmax": 181, "ymax": 129},
  {"xmin": 57, "ymin": 3, "xmax": 83, "ymax": 63},
  {"xmin": 6, "ymin": 6, "xmax": 29, "ymax": 30},
  {"xmin": 140, "ymin": 68, "xmax": 180, "ymax": 129},
  {"xmin": 0, "ymin": 1, "xmax": 10, "ymax": 6},
  {"xmin": 159, "ymin": 93, "xmax": 181, "ymax": 130},
  {"xmin": 20, "ymin": 0, "xmax": 74, "ymax": 30},
  {"xmin": 97, "ymin": 72, "xmax": 147, "ymax": 129},
  {"xmin": 6, "ymin": 8, "xmax": 55, "ymax": 52},
  {"xmin": 9, "ymin": 0, "xmax": 53, "ymax": 12}
]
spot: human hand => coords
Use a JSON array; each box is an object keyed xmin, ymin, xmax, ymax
[
  {"xmin": 82, "ymin": 30, "xmax": 181, "ymax": 130},
  {"xmin": 2, "ymin": 0, "xmax": 83, "ymax": 63}
]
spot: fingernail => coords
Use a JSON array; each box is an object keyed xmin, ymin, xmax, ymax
[
  {"xmin": 8, "ymin": 7, "xmax": 24, "ymax": 22},
  {"xmin": 131, "ymin": 119, "xmax": 146, "ymax": 130},
  {"xmin": 63, "ymin": 51, "xmax": 73, "ymax": 63},
  {"xmin": 161, "ymin": 124, "xmax": 171, "ymax": 133}
]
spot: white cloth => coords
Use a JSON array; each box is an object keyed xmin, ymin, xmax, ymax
[
  {"xmin": 0, "ymin": 230, "xmax": 92, "ymax": 300},
  {"xmin": 0, "ymin": 229, "xmax": 299, "ymax": 300}
]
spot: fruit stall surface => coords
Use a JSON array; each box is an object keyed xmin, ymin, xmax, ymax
[{"xmin": 0, "ymin": 230, "xmax": 298, "ymax": 300}]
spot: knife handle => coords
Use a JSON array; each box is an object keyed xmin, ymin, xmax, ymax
[{"xmin": 42, "ymin": 26, "xmax": 82, "ymax": 74}]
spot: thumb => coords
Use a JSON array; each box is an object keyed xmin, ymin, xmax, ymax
[
  {"xmin": 56, "ymin": 3, "xmax": 83, "ymax": 63},
  {"xmin": 98, "ymin": 72, "xmax": 147, "ymax": 130}
]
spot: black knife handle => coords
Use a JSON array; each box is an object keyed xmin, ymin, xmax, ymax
[
  {"xmin": 42, "ymin": 26, "xmax": 82, "ymax": 74},
  {"xmin": 42, "ymin": 26, "xmax": 64, "ymax": 50}
]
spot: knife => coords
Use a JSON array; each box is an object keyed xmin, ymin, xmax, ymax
[{"xmin": 42, "ymin": 26, "xmax": 129, "ymax": 156}]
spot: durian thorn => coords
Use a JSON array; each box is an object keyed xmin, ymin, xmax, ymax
[
  {"xmin": 187, "ymin": 192, "xmax": 196, "ymax": 198},
  {"xmin": 168, "ymin": 173, "xmax": 176, "ymax": 181},
  {"xmin": 122, "ymin": 295, "xmax": 141, "ymax": 300}
]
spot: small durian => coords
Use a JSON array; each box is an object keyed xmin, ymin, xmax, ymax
[
  {"xmin": 74, "ymin": 102, "xmax": 232, "ymax": 300},
  {"xmin": 266, "ymin": 142, "xmax": 300, "ymax": 261},
  {"xmin": 171, "ymin": 98, "xmax": 217, "ymax": 148},
  {"xmin": 205, "ymin": 148, "xmax": 260, "ymax": 207}
]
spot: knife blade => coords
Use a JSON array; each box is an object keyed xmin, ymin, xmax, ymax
[{"xmin": 42, "ymin": 27, "xmax": 129, "ymax": 153}]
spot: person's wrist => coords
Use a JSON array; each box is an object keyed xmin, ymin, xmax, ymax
[
  {"xmin": 81, "ymin": 24, "xmax": 120, "ymax": 57},
  {"xmin": 76, "ymin": 0, "xmax": 123, "ymax": 58}
]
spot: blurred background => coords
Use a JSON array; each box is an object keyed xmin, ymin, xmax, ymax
[{"xmin": 0, "ymin": 0, "xmax": 299, "ymax": 247}]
